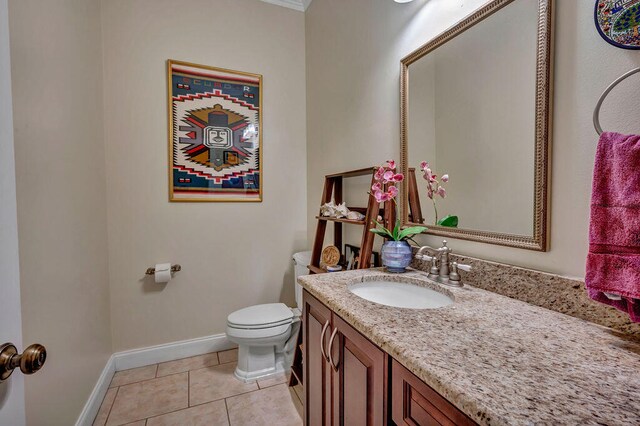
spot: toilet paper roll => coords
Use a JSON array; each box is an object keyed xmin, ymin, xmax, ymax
[{"xmin": 154, "ymin": 263, "xmax": 172, "ymax": 284}]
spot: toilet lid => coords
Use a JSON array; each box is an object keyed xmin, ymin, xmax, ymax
[{"xmin": 227, "ymin": 303, "xmax": 294, "ymax": 329}]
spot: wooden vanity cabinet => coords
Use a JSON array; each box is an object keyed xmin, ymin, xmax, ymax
[
  {"xmin": 391, "ymin": 360, "xmax": 476, "ymax": 426},
  {"xmin": 303, "ymin": 289, "xmax": 333, "ymax": 426},
  {"xmin": 303, "ymin": 290, "xmax": 477, "ymax": 426},
  {"xmin": 303, "ymin": 290, "xmax": 387, "ymax": 426}
]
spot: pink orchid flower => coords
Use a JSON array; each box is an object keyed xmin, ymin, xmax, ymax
[
  {"xmin": 374, "ymin": 190, "xmax": 390, "ymax": 202},
  {"xmin": 387, "ymin": 160, "xmax": 396, "ymax": 170},
  {"xmin": 382, "ymin": 170, "xmax": 395, "ymax": 182},
  {"xmin": 375, "ymin": 166, "xmax": 385, "ymax": 181},
  {"xmin": 388, "ymin": 186, "xmax": 399, "ymax": 198},
  {"xmin": 371, "ymin": 182, "xmax": 382, "ymax": 192},
  {"xmin": 419, "ymin": 160, "xmax": 450, "ymax": 223},
  {"xmin": 392, "ymin": 173, "xmax": 404, "ymax": 182}
]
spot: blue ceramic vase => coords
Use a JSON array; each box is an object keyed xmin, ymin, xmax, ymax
[{"xmin": 381, "ymin": 240, "xmax": 413, "ymax": 273}]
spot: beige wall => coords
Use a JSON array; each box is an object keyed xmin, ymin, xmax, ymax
[
  {"xmin": 8, "ymin": 0, "xmax": 113, "ymax": 424},
  {"xmin": 101, "ymin": 0, "xmax": 307, "ymax": 351},
  {"xmin": 306, "ymin": 0, "xmax": 640, "ymax": 279}
]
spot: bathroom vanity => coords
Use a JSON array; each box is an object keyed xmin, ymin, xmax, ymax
[
  {"xmin": 304, "ymin": 289, "xmax": 474, "ymax": 425},
  {"xmin": 299, "ymin": 270, "xmax": 640, "ymax": 426}
]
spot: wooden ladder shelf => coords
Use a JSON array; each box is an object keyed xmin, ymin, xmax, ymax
[
  {"xmin": 290, "ymin": 167, "xmax": 395, "ymax": 388},
  {"xmin": 309, "ymin": 167, "xmax": 396, "ymax": 273}
]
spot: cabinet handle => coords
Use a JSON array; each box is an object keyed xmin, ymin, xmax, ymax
[
  {"xmin": 327, "ymin": 327, "xmax": 339, "ymax": 372},
  {"xmin": 319, "ymin": 320, "xmax": 330, "ymax": 363}
]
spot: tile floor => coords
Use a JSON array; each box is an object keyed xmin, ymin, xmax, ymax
[{"xmin": 93, "ymin": 348, "xmax": 304, "ymax": 426}]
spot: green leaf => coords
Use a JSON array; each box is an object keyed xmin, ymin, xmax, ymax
[
  {"xmin": 369, "ymin": 228, "xmax": 394, "ymax": 240},
  {"xmin": 392, "ymin": 219, "xmax": 400, "ymax": 241},
  {"xmin": 437, "ymin": 215, "xmax": 459, "ymax": 228},
  {"xmin": 398, "ymin": 226, "xmax": 428, "ymax": 241}
]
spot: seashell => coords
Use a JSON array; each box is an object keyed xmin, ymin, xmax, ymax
[
  {"xmin": 320, "ymin": 201, "xmax": 337, "ymax": 217},
  {"xmin": 334, "ymin": 202, "xmax": 349, "ymax": 218},
  {"xmin": 347, "ymin": 211, "xmax": 365, "ymax": 221}
]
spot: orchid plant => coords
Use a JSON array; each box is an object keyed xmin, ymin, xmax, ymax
[
  {"xmin": 369, "ymin": 160, "xmax": 428, "ymax": 242},
  {"xmin": 420, "ymin": 161, "xmax": 457, "ymax": 227}
]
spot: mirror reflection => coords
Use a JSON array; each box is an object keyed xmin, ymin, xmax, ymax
[{"xmin": 404, "ymin": 0, "xmax": 544, "ymax": 239}]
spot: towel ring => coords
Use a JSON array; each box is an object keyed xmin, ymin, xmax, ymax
[{"xmin": 593, "ymin": 67, "xmax": 640, "ymax": 135}]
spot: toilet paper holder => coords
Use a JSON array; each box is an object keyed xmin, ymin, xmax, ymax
[{"xmin": 145, "ymin": 264, "xmax": 182, "ymax": 275}]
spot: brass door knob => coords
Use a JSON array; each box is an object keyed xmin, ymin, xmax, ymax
[{"xmin": 0, "ymin": 342, "xmax": 47, "ymax": 381}]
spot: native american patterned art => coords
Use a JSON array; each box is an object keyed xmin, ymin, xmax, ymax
[
  {"xmin": 595, "ymin": 0, "xmax": 640, "ymax": 49},
  {"xmin": 168, "ymin": 60, "xmax": 262, "ymax": 201}
]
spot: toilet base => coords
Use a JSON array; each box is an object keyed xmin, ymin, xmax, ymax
[
  {"xmin": 234, "ymin": 351, "xmax": 288, "ymax": 383},
  {"xmin": 230, "ymin": 321, "xmax": 300, "ymax": 383}
]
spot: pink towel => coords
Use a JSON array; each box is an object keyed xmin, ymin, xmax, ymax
[{"xmin": 585, "ymin": 131, "xmax": 640, "ymax": 322}]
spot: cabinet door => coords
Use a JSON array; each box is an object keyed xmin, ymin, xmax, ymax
[
  {"xmin": 330, "ymin": 314, "xmax": 387, "ymax": 426},
  {"xmin": 303, "ymin": 290, "xmax": 333, "ymax": 426},
  {"xmin": 391, "ymin": 360, "xmax": 477, "ymax": 426}
]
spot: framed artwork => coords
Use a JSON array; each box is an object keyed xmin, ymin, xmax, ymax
[
  {"xmin": 167, "ymin": 60, "xmax": 263, "ymax": 202},
  {"xmin": 595, "ymin": 0, "xmax": 640, "ymax": 49}
]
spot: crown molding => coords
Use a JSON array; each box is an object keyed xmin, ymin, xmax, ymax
[{"xmin": 260, "ymin": 0, "xmax": 312, "ymax": 12}]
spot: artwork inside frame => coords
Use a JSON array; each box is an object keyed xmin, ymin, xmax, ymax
[{"xmin": 168, "ymin": 59, "xmax": 263, "ymax": 202}]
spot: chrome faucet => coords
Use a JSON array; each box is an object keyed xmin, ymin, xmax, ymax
[{"xmin": 415, "ymin": 240, "xmax": 472, "ymax": 287}]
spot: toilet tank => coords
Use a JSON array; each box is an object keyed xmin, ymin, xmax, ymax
[{"xmin": 292, "ymin": 251, "xmax": 312, "ymax": 310}]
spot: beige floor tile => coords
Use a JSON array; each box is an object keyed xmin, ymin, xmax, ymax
[
  {"xmin": 146, "ymin": 400, "xmax": 229, "ymax": 426},
  {"xmin": 123, "ymin": 422, "xmax": 146, "ymax": 426},
  {"xmin": 110, "ymin": 364, "xmax": 158, "ymax": 388},
  {"xmin": 93, "ymin": 387, "xmax": 118, "ymax": 426},
  {"xmin": 226, "ymin": 383, "xmax": 303, "ymax": 426},
  {"xmin": 157, "ymin": 353, "xmax": 219, "ymax": 377},
  {"xmin": 106, "ymin": 373, "xmax": 188, "ymax": 425},
  {"xmin": 292, "ymin": 383, "xmax": 304, "ymax": 404},
  {"xmin": 189, "ymin": 363, "xmax": 257, "ymax": 406},
  {"xmin": 257, "ymin": 372, "xmax": 288, "ymax": 389},
  {"xmin": 217, "ymin": 348, "xmax": 238, "ymax": 364}
]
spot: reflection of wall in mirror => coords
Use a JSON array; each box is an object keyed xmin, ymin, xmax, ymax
[
  {"xmin": 409, "ymin": 0, "xmax": 538, "ymax": 235},
  {"xmin": 409, "ymin": 53, "xmax": 437, "ymax": 226}
]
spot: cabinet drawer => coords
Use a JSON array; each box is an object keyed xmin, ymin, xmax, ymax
[{"xmin": 391, "ymin": 360, "xmax": 477, "ymax": 426}]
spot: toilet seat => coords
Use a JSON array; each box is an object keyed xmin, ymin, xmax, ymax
[
  {"xmin": 227, "ymin": 303, "xmax": 294, "ymax": 330},
  {"xmin": 226, "ymin": 323, "xmax": 292, "ymax": 340}
]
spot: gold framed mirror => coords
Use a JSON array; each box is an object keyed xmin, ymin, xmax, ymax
[{"xmin": 400, "ymin": 0, "xmax": 553, "ymax": 251}]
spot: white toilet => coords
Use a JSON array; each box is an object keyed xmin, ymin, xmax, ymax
[{"xmin": 225, "ymin": 251, "xmax": 311, "ymax": 382}]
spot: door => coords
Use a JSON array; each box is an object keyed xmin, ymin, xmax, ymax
[
  {"xmin": 330, "ymin": 314, "xmax": 386, "ymax": 426},
  {"xmin": 391, "ymin": 360, "xmax": 477, "ymax": 426},
  {"xmin": 0, "ymin": 0, "xmax": 26, "ymax": 423},
  {"xmin": 303, "ymin": 290, "xmax": 333, "ymax": 426}
]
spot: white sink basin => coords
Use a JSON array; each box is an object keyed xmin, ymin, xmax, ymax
[{"xmin": 347, "ymin": 280, "xmax": 453, "ymax": 309}]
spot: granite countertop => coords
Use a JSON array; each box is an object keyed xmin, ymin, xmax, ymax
[{"xmin": 298, "ymin": 269, "xmax": 640, "ymax": 426}]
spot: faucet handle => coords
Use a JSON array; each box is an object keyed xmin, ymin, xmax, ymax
[
  {"xmin": 449, "ymin": 261, "xmax": 472, "ymax": 284},
  {"xmin": 415, "ymin": 253, "xmax": 435, "ymax": 261},
  {"xmin": 456, "ymin": 262, "xmax": 472, "ymax": 272}
]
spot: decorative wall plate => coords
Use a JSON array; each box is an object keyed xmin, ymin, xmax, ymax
[
  {"xmin": 595, "ymin": 0, "xmax": 640, "ymax": 49},
  {"xmin": 321, "ymin": 246, "xmax": 341, "ymax": 267}
]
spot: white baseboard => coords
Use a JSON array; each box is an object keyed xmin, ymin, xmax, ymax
[
  {"xmin": 113, "ymin": 333, "xmax": 234, "ymax": 371},
  {"xmin": 75, "ymin": 333, "xmax": 235, "ymax": 426},
  {"xmin": 75, "ymin": 354, "xmax": 115, "ymax": 426}
]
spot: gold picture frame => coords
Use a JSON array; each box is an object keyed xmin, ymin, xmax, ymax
[
  {"xmin": 399, "ymin": 0, "xmax": 554, "ymax": 251},
  {"xmin": 167, "ymin": 59, "xmax": 263, "ymax": 202}
]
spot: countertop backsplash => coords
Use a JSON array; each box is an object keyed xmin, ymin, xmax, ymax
[{"xmin": 410, "ymin": 248, "xmax": 640, "ymax": 340}]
